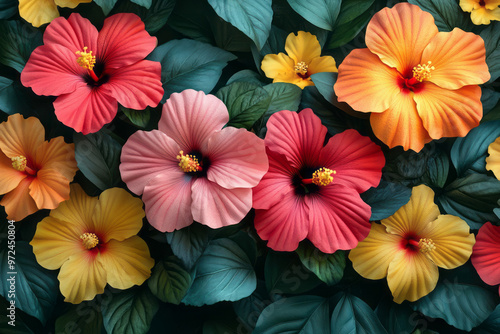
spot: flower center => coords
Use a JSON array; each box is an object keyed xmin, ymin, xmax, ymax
[
  {"xmin": 412, "ymin": 61, "xmax": 435, "ymax": 82},
  {"xmin": 294, "ymin": 61, "xmax": 309, "ymax": 76},
  {"xmin": 177, "ymin": 151, "xmax": 202, "ymax": 172},
  {"xmin": 80, "ymin": 232, "xmax": 99, "ymax": 250},
  {"xmin": 302, "ymin": 168, "xmax": 336, "ymax": 186},
  {"xmin": 11, "ymin": 155, "xmax": 36, "ymax": 175},
  {"xmin": 76, "ymin": 46, "xmax": 99, "ymax": 82},
  {"xmin": 418, "ymin": 238, "xmax": 436, "ymax": 253}
]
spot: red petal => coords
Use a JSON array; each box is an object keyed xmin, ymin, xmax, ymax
[
  {"xmin": 472, "ymin": 222, "xmax": 500, "ymax": 287},
  {"xmin": 43, "ymin": 13, "xmax": 98, "ymax": 53}
]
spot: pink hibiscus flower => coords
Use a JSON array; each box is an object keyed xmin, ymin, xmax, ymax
[
  {"xmin": 21, "ymin": 13, "xmax": 164, "ymax": 134},
  {"xmin": 119, "ymin": 89, "xmax": 269, "ymax": 232},
  {"xmin": 472, "ymin": 222, "xmax": 500, "ymax": 294},
  {"xmin": 253, "ymin": 109, "xmax": 385, "ymax": 253}
]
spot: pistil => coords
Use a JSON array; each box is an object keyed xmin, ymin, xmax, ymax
[
  {"xmin": 76, "ymin": 47, "xmax": 99, "ymax": 82},
  {"xmin": 294, "ymin": 61, "xmax": 309, "ymax": 77},
  {"xmin": 302, "ymin": 168, "xmax": 336, "ymax": 186},
  {"xmin": 80, "ymin": 232, "xmax": 99, "ymax": 250},
  {"xmin": 11, "ymin": 156, "xmax": 36, "ymax": 175},
  {"xmin": 406, "ymin": 61, "xmax": 435, "ymax": 86},
  {"xmin": 177, "ymin": 151, "xmax": 202, "ymax": 172}
]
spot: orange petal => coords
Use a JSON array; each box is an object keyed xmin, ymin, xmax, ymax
[
  {"xmin": 335, "ymin": 48, "xmax": 402, "ymax": 113},
  {"xmin": 18, "ymin": 0, "xmax": 59, "ymax": 27},
  {"xmin": 308, "ymin": 55, "xmax": 337, "ymax": 75},
  {"xmin": 0, "ymin": 177, "xmax": 37, "ymax": 221},
  {"xmin": 369, "ymin": 91, "xmax": 432, "ymax": 152},
  {"xmin": 422, "ymin": 29, "xmax": 490, "ymax": 90},
  {"xmin": 0, "ymin": 150, "xmax": 26, "ymax": 195},
  {"xmin": 387, "ymin": 250, "xmax": 439, "ymax": 303},
  {"xmin": 365, "ymin": 3, "xmax": 438, "ymax": 76},
  {"xmin": 486, "ymin": 137, "xmax": 500, "ymax": 180},
  {"xmin": 29, "ymin": 169, "xmax": 71, "ymax": 210},
  {"xmin": 284, "ymin": 31, "xmax": 321, "ymax": 64},
  {"xmin": 34, "ymin": 137, "xmax": 77, "ymax": 181},
  {"xmin": 349, "ymin": 223, "xmax": 403, "ymax": 280},
  {"xmin": 414, "ymin": 83, "xmax": 482, "ymax": 139},
  {"xmin": 99, "ymin": 237, "xmax": 154, "ymax": 290},
  {"xmin": 0, "ymin": 114, "xmax": 45, "ymax": 159}
]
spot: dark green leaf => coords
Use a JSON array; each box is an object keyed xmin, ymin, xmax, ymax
[
  {"xmin": 167, "ymin": 0, "xmax": 214, "ymax": 44},
  {"xmin": 55, "ymin": 303, "xmax": 103, "ymax": 334},
  {"xmin": 407, "ymin": 0, "xmax": 474, "ymax": 32},
  {"xmin": 209, "ymin": 12, "xmax": 254, "ymax": 52},
  {"xmin": 296, "ymin": 242, "xmax": 345, "ymax": 286},
  {"xmin": 165, "ymin": 224, "xmax": 214, "ymax": 270},
  {"xmin": 287, "ymin": 0, "xmax": 341, "ymax": 30},
  {"xmin": 130, "ymin": 0, "xmax": 152, "ymax": 9},
  {"xmin": 475, "ymin": 303, "xmax": 500, "ymax": 334},
  {"xmin": 227, "ymin": 70, "xmax": 265, "ymax": 86},
  {"xmin": 233, "ymin": 282, "xmax": 267, "ymax": 331},
  {"xmin": 482, "ymin": 87, "xmax": 500, "ymax": 116},
  {"xmin": 254, "ymin": 295, "xmax": 329, "ymax": 334},
  {"xmin": 326, "ymin": 3, "xmax": 373, "ymax": 49},
  {"xmin": 251, "ymin": 25, "xmax": 288, "ymax": 74},
  {"xmin": 0, "ymin": 0, "xmax": 16, "ymax": 19},
  {"xmin": 0, "ymin": 296, "xmax": 33, "ymax": 333},
  {"xmin": 0, "ymin": 20, "xmax": 42, "ymax": 73},
  {"xmin": 335, "ymin": 0, "xmax": 375, "ymax": 26},
  {"xmin": 361, "ymin": 180, "xmax": 411, "ymax": 221},
  {"xmin": 120, "ymin": 106, "xmax": 150, "ymax": 128},
  {"xmin": 113, "ymin": 0, "xmax": 176, "ymax": 33},
  {"xmin": 93, "ymin": 0, "xmax": 119, "ymax": 15},
  {"xmin": 480, "ymin": 22, "xmax": 500, "ymax": 83},
  {"xmin": 375, "ymin": 298, "xmax": 416, "ymax": 334},
  {"xmin": 147, "ymin": 257, "xmax": 191, "ymax": 305},
  {"xmin": 423, "ymin": 148, "xmax": 450, "ymax": 188},
  {"xmin": 203, "ymin": 316, "xmax": 241, "ymax": 334},
  {"xmin": 0, "ymin": 77, "xmax": 32, "ymax": 115}
]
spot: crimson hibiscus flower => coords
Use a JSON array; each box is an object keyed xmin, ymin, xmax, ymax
[
  {"xmin": 21, "ymin": 13, "xmax": 164, "ymax": 134},
  {"xmin": 252, "ymin": 109, "xmax": 385, "ymax": 253}
]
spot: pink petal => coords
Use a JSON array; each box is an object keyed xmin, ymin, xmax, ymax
[
  {"xmin": 98, "ymin": 13, "xmax": 157, "ymax": 69},
  {"xmin": 21, "ymin": 44, "xmax": 86, "ymax": 96},
  {"xmin": 43, "ymin": 13, "xmax": 98, "ymax": 53},
  {"xmin": 472, "ymin": 222, "xmax": 500, "ymax": 287},
  {"xmin": 53, "ymin": 85, "xmax": 117, "ymax": 134},
  {"xmin": 191, "ymin": 178, "xmax": 252, "ymax": 229},
  {"xmin": 159, "ymin": 90, "xmax": 229, "ymax": 151},
  {"xmin": 254, "ymin": 191, "xmax": 309, "ymax": 252},
  {"xmin": 319, "ymin": 129, "xmax": 385, "ymax": 193},
  {"xmin": 120, "ymin": 130, "xmax": 181, "ymax": 195},
  {"xmin": 205, "ymin": 127, "xmax": 268, "ymax": 189},
  {"xmin": 104, "ymin": 60, "xmax": 163, "ymax": 110},
  {"xmin": 265, "ymin": 109, "xmax": 326, "ymax": 169},
  {"xmin": 306, "ymin": 185, "xmax": 372, "ymax": 253},
  {"xmin": 142, "ymin": 172, "xmax": 195, "ymax": 232}
]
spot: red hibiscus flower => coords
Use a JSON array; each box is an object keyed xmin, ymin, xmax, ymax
[{"xmin": 472, "ymin": 222, "xmax": 500, "ymax": 295}]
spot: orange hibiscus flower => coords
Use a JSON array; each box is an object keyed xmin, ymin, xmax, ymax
[
  {"xmin": 335, "ymin": 3, "xmax": 490, "ymax": 152},
  {"xmin": 0, "ymin": 114, "xmax": 78, "ymax": 220}
]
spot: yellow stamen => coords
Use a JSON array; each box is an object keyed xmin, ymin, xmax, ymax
[
  {"xmin": 76, "ymin": 47, "xmax": 96, "ymax": 71},
  {"xmin": 412, "ymin": 61, "xmax": 435, "ymax": 82},
  {"xmin": 294, "ymin": 61, "xmax": 308, "ymax": 75},
  {"xmin": 418, "ymin": 238, "xmax": 436, "ymax": 253},
  {"xmin": 176, "ymin": 151, "xmax": 202, "ymax": 172},
  {"xmin": 11, "ymin": 156, "xmax": 27, "ymax": 171},
  {"xmin": 80, "ymin": 232, "xmax": 99, "ymax": 250},
  {"xmin": 312, "ymin": 168, "xmax": 336, "ymax": 186}
]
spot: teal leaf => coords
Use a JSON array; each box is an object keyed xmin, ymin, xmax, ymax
[
  {"xmin": 120, "ymin": 106, "xmax": 150, "ymax": 128},
  {"xmin": 287, "ymin": 0, "xmax": 341, "ymax": 30},
  {"xmin": 0, "ymin": 77, "xmax": 31, "ymax": 115},
  {"xmin": 148, "ymin": 39, "xmax": 236, "ymax": 103},
  {"xmin": 411, "ymin": 283, "xmax": 497, "ymax": 331},
  {"xmin": 296, "ymin": 242, "xmax": 345, "ymax": 286},
  {"xmin": 147, "ymin": 257, "xmax": 192, "ymax": 305},
  {"xmin": 0, "ymin": 297, "xmax": 33, "ymax": 333},
  {"xmin": 375, "ymin": 298, "xmax": 416, "ymax": 334},
  {"xmin": 331, "ymin": 293, "xmax": 388, "ymax": 334},
  {"xmin": 113, "ymin": 0, "xmax": 176, "ymax": 33},
  {"xmin": 482, "ymin": 87, "xmax": 500, "ymax": 116},
  {"xmin": 0, "ymin": 20, "xmax": 42, "ymax": 73},
  {"xmin": 165, "ymin": 224, "xmax": 215, "ymax": 270},
  {"xmin": 207, "ymin": 0, "xmax": 272, "ymax": 50},
  {"xmin": 361, "ymin": 180, "xmax": 411, "ymax": 221},
  {"xmin": 0, "ymin": 242, "xmax": 58, "ymax": 325},
  {"xmin": 254, "ymin": 295, "xmax": 329, "ymax": 334},
  {"xmin": 0, "ymin": 0, "xmax": 16, "ymax": 19},
  {"xmin": 55, "ymin": 303, "xmax": 103, "ymax": 334},
  {"xmin": 335, "ymin": 0, "xmax": 375, "ymax": 26},
  {"xmin": 93, "ymin": 0, "xmax": 119, "ymax": 15},
  {"xmin": 73, "ymin": 131, "xmax": 122, "ymax": 191},
  {"xmin": 423, "ymin": 148, "xmax": 450, "ymax": 188},
  {"xmin": 475, "ymin": 303, "xmax": 500, "ymax": 334},
  {"xmin": 407, "ymin": 0, "xmax": 474, "ymax": 32},
  {"xmin": 101, "ymin": 288, "xmax": 159, "ymax": 334},
  {"xmin": 310, "ymin": 72, "xmax": 337, "ymax": 106},
  {"xmin": 227, "ymin": 70, "xmax": 265, "ymax": 86},
  {"xmin": 233, "ymin": 283, "xmax": 268, "ymax": 331},
  {"xmin": 130, "ymin": 0, "xmax": 152, "ymax": 9},
  {"xmin": 480, "ymin": 22, "xmax": 500, "ymax": 83},
  {"xmin": 182, "ymin": 238, "xmax": 256, "ymax": 306},
  {"xmin": 251, "ymin": 25, "xmax": 288, "ymax": 73}
]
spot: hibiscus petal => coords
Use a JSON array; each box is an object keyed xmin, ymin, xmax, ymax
[
  {"xmin": 265, "ymin": 109, "xmax": 326, "ymax": 169},
  {"xmin": 307, "ymin": 55, "xmax": 337, "ymax": 75},
  {"xmin": 306, "ymin": 185, "xmax": 372, "ymax": 253},
  {"xmin": 365, "ymin": 3, "xmax": 438, "ymax": 75},
  {"xmin": 158, "ymin": 90, "xmax": 229, "ymax": 151},
  {"xmin": 142, "ymin": 172, "xmax": 195, "ymax": 232},
  {"xmin": 191, "ymin": 178, "xmax": 252, "ymax": 228},
  {"xmin": 387, "ymin": 251, "xmax": 439, "ymax": 303},
  {"xmin": 369, "ymin": 90, "xmax": 432, "ymax": 152},
  {"xmin": 104, "ymin": 60, "xmax": 163, "ymax": 110},
  {"xmin": 319, "ymin": 129, "xmax": 384, "ymax": 193},
  {"xmin": 92, "ymin": 188, "xmax": 145, "ymax": 242},
  {"xmin": 254, "ymin": 191, "xmax": 309, "ymax": 252},
  {"xmin": 486, "ymin": 137, "xmax": 500, "ymax": 180},
  {"xmin": 472, "ymin": 222, "xmax": 500, "ymax": 286},
  {"xmin": 34, "ymin": 137, "xmax": 77, "ymax": 181},
  {"xmin": 43, "ymin": 13, "xmax": 98, "ymax": 52},
  {"xmin": 98, "ymin": 237, "xmax": 154, "ymax": 289},
  {"xmin": 349, "ymin": 223, "xmax": 403, "ymax": 279},
  {"xmin": 29, "ymin": 169, "xmax": 71, "ymax": 209},
  {"xmin": 120, "ymin": 130, "xmax": 181, "ymax": 195},
  {"xmin": 0, "ymin": 178, "xmax": 37, "ymax": 221},
  {"xmin": 422, "ymin": 29, "xmax": 490, "ymax": 90},
  {"xmin": 0, "ymin": 114, "xmax": 45, "ymax": 158},
  {"xmin": 414, "ymin": 83, "xmax": 481, "ymax": 140},
  {"xmin": 285, "ymin": 31, "xmax": 321, "ymax": 64},
  {"xmin": 205, "ymin": 127, "xmax": 268, "ymax": 189},
  {"xmin": 261, "ymin": 53, "xmax": 298, "ymax": 83},
  {"xmin": 54, "ymin": 0, "xmax": 91, "ymax": 8},
  {"xmin": 18, "ymin": 0, "xmax": 59, "ymax": 28},
  {"xmin": 98, "ymin": 13, "xmax": 157, "ymax": 69},
  {"xmin": 334, "ymin": 48, "xmax": 402, "ymax": 113},
  {"xmin": 470, "ymin": 7, "xmax": 500, "ymax": 25},
  {"xmin": 53, "ymin": 85, "xmax": 118, "ymax": 134},
  {"xmin": 0, "ymin": 150, "xmax": 26, "ymax": 195}
]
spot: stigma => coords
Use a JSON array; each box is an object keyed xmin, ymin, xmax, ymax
[
  {"xmin": 177, "ymin": 151, "xmax": 202, "ymax": 172},
  {"xmin": 412, "ymin": 61, "xmax": 434, "ymax": 82},
  {"xmin": 80, "ymin": 232, "xmax": 99, "ymax": 250},
  {"xmin": 302, "ymin": 167, "xmax": 336, "ymax": 186},
  {"xmin": 11, "ymin": 155, "xmax": 36, "ymax": 175},
  {"xmin": 418, "ymin": 238, "xmax": 436, "ymax": 254},
  {"xmin": 76, "ymin": 46, "xmax": 99, "ymax": 82},
  {"xmin": 294, "ymin": 61, "xmax": 309, "ymax": 76}
]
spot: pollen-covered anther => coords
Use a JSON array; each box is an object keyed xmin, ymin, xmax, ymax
[
  {"xmin": 412, "ymin": 61, "xmax": 435, "ymax": 82},
  {"xmin": 312, "ymin": 168, "xmax": 336, "ymax": 186},
  {"xmin": 80, "ymin": 232, "xmax": 99, "ymax": 250},
  {"xmin": 76, "ymin": 47, "xmax": 96, "ymax": 71},
  {"xmin": 11, "ymin": 156, "xmax": 27, "ymax": 171},
  {"xmin": 294, "ymin": 61, "xmax": 309, "ymax": 75},
  {"xmin": 176, "ymin": 151, "xmax": 202, "ymax": 172},
  {"xmin": 419, "ymin": 238, "xmax": 436, "ymax": 253}
]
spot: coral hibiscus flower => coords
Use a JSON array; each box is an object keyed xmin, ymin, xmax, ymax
[
  {"xmin": 349, "ymin": 185, "xmax": 475, "ymax": 303},
  {"xmin": 252, "ymin": 109, "xmax": 385, "ymax": 253},
  {"xmin": 471, "ymin": 222, "xmax": 500, "ymax": 295},
  {"xmin": 334, "ymin": 3, "xmax": 490, "ymax": 152},
  {"xmin": 21, "ymin": 13, "xmax": 164, "ymax": 134},
  {"xmin": 261, "ymin": 31, "xmax": 337, "ymax": 89},
  {"xmin": 486, "ymin": 136, "xmax": 500, "ymax": 180},
  {"xmin": 120, "ymin": 89, "xmax": 269, "ymax": 232},
  {"xmin": 30, "ymin": 184, "xmax": 154, "ymax": 304},
  {"xmin": 19, "ymin": 0, "xmax": 91, "ymax": 27},
  {"xmin": 460, "ymin": 0, "xmax": 500, "ymax": 25},
  {"xmin": 0, "ymin": 114, "xmax": 78, "ymax": 221}
]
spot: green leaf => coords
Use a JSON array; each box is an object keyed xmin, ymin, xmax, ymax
[
  {"xmin": 475, "ymin": 303, "xmax": 500, "ymax": 334},
  {"xmin": 113, "ymin": 0, "xmax": 176, "ymax": 33},
  {"xmin": 73, "ymin": 131, "xmax": 122, "ymax": 191},
  {"xmin": 207, "ymin": 0, "xmax": 272, "ymax": 50},
  {"xmin": 216, "ymin": 82, "xmax": 272, "ymax": 129},
  {"xmin": 182, "ymin": 238, "xmax": 257, "ymax": 306},
  {"xmin": 94, "ymin": 0, "xmax": 119, "ymax": 15},
  {"xmin": 423, "ymin": 148, "xmax": 450, "ymax": 188},
  {"xmin": 480, "ymin": 22, "xmax": 500, "ymax": 83},
  {"xmin": 233, "ymin": 283, "xmax": 268, "ymax": 331},
  {"xmin": 0, "ymin": 77, "xmax": 31, "ymax": 115},
  {"xmin": 296, "ymin": 243, "xmax": 345, "ymax": 286},
  {"xmin": 287, "ymin": 0, "xmax": 341, "ymax": 30},
  {"xmin": 407, "ymin": 0, "xmax": 474, "ymax": 32},
  {"xmin": 167, "ymin": 0, "xmax": 214, "ymax": 44},
  {"xmin": 147, "ymin": 257, "xmax": 191, "ymax": 305},
  {"xmin": 203, "ymin": 316, "xmax": 241, "ymax": 334},
  {"xmin": 165, "ymin": 224, "xmax": 214, "ymax": 270},
  {"xmin": 450, "ymin": 120, "xmax": 500, "ymax": 176},
  {"xmin": 361, "ymin": 180, "xmax": 411, "ymax": 221},
  {"xmin": 101, "ymin": 288, "xmax": 159, "ymax": 334},
  {"xmin": 55, "ymin": 303, "xmax": 103, "ymax": 334},
  {"xmin": 411, "ymin": 283, "xmax": 497, "ymax": 331},
  {"xmin": 335, "ymin": 0, "xmax": 375, "ymax": 26},
  {"xmin": 0, "ymin": 297, "xmax": 33, "ymax": 333},
  {"xmin": 120, "ymin": 106, "xmax": 150, "ymax": 128},
  {"xmin": 227, "ymin": 70, "xmax": 265, "ymax": 86},
  {"xmin": 130, "ymin": 0, "xmax": 152, "ymax": 9},
  {"xmin": 148, "ymin": 39, "xmax": 236, "ymax": 103},
  {"xmin": 0, "ymin": 242, "xmax": 58, "ymax": 325},
  {"xmin": 254, "ymin": 295, "xmax": 330, "ymax": 334},
  {"xmin": 0, "ymin": 0, "xmax": 16, "ymax": 19},
  {"xmin": 482, "ymin": 87, "xmax": 500, "ymax": 116},
  {"xmin": 375, "ymin": 298, "xmax": 416, "ymax": 334},
  {"xmin": 0, "ymin": 20, "xmax": 42, "ymax": 73},
  {"xmin": 331, "ymin": 293, "xmax": 388, "ymax": 334}
]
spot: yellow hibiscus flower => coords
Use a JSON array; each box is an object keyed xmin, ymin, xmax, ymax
[
  {"xmin": 460, "ymin": 0, "xmax": 500, "ymax": 25},
  {"xmin": 486, "ymin": 136, "xmax": 500, "ymax": 179},
  {"xmin": 19, "ymin": 0, "xmax": 92, "ymax": 27}
]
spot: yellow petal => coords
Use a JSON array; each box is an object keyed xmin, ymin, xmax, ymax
[
  {"xmin": 422, "ymin": 215, "xmax": 475, "ymax": 269},
  {"xmin": 34, "ymin": 137, "xmax": 77, "ymax": 181},
  {"xmin": 0, "ymin": 177, "xmax": 38, "ymax": 221},
  {"xmin": 18, "ymin": 0, "xmax": 59, "ymax": 27},
  {"xmin": 92, "ymin": 188, "xmax": 145, "ymax": 243},
  {"xmin": 470, "ymin": 6, "xmax": 500, "ymax": 25},
  {"xmin": 308, "ymin": 55, "xmax": 337, "ymax": 75},
  {"xmin": 459, "ymin": 0, "xmax": 477, "ymax": 12},
  {"xmin": 486, "ymin": 137, "xmax": 500, "ymax": 180},
  {"xmin": 29, "ymin": 169, "xmax": 71, "ymax": 210},
  {"xmin": 261, "ymin": 53, "xmax": 296, "ymax": 81},
  {"xmin": 284, "ymin": 31, "xmax": 321, "ymax": 64},
  {"xmin": 349, "ymin": 223, "xmax": 403, "ymax": 280},
  {"xmin": 99, "ymin": 237, "xmax": 154, "ymax": 290},
  {"xmin": 54, "ymin": 0, "xmax": 91, "ymax": 8},
  {"xmin": 0, "ymin": 114, "xmax": 44, "ymax": 159}
]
